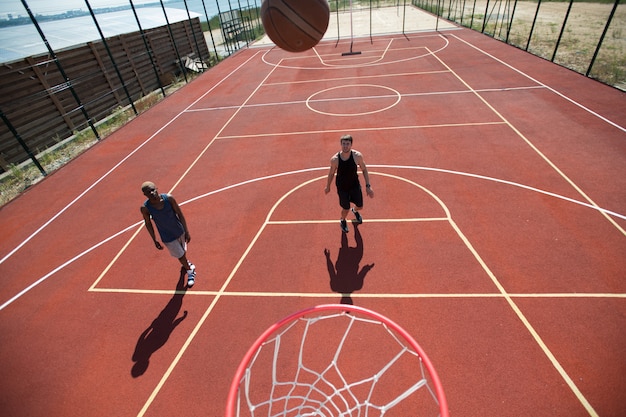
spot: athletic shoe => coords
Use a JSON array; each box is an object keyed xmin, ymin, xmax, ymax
[
  {"xmin": 352, "ymin": 208, "xmax": 362, "ymax": 224},
  {"xmin": 340, "ymin": 219, "xmax": 349, "ymax": 233},
  {"xmin": 187, "ymin": 268, "xmax": 196, "ymax": 287}
]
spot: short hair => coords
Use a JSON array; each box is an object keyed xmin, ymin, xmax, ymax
[
  {"xmin": 340, "ymin": 134, "xmax": 353, "ymax": 143},
  {"xmin": 141, "ymin": 181, "xmax": 156, "ymax": 191}
]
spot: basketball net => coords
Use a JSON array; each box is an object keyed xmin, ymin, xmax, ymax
[{"xmin": 225, "ymin": 304, "xmax": 449, "ymax": 417}]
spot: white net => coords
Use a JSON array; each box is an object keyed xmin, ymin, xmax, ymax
[{"xmin": 228, "ymin": 305, "xmax": 446, "ymax": 417}]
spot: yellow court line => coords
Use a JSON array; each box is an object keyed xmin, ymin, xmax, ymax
[
  {"xmin": 136, "ymin": 52, "xmax": 286, "ymax": 417},
  {"xmin": 100, "ymin": 168, "xmax": 615, "ymax": 417},
  {"xmin": 429, "ymin": 39, "xmax": 601, "ymax": 417},
  {"xmin": 267, "ymin": 218, "xmax": 449, "ymax": 225},
  {"xmin": 89, "ymin": 51, "xmax": 267, "ymax": 296},
  {"xmin": 88, "ymin": 288, "xmax": 626, "ymax": 299},
  {"xmin": 216, "ymin": 121, "xmax": 507, "ymax": 140},
  {"xmin": 446, "ymin": 34, "xmax": 625, "ymax": 238},
  {"xmin": 81, "ymin": 39, "xmax": 619, "ymax": 417},
  {"xmin": 262, "ymin": 69, "xmax": 450, "ymax": 86},
  {"xmin": 89, "ymin": 224, "xmax": 142, "ymax": 291}
]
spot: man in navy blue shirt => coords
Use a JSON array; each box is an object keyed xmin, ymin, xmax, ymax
[{"xmin": 141, "ymin": 181, "xmax": 196, "ymax": 287}]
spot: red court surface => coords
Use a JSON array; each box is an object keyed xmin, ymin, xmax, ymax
[{"xmin": 0, "ymin": 27, "xmax": 625, "ymax": 416}]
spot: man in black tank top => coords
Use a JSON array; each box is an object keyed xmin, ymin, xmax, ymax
[{"xmin": 325, "ymin": 135, "xmax": 374, "ymax": 233}]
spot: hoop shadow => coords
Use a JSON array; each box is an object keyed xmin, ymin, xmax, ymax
[
  {"xmin": 324, "ymin": 224, "xmax": 375, "ymax": 305},
  {"xmin": 131, "ymin": 270, "xmax": 188, "ymax": 377}
]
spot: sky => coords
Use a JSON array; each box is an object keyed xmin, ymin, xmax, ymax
[
  {"xmin": 0, "ymin": 0, "xmax": 242, "ymax": 22},
  {"xmin": 0, "ymin": 1, "xmax": 159, "ymax": 16},
  {"xmin": 0, "ymin": 0, "xmax": 250, "ymax": 19},
  {"xmin": 0, "ymin": 0, "xmax": 246, "ymax": 61},
  {"xmin": 0, "ymin": 0, "xmax": 253, "ymax": 17}
]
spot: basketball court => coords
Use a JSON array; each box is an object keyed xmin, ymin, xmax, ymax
[{"xmin": 0, "ymin": 23, "xmax": 625, "ymax": 417}]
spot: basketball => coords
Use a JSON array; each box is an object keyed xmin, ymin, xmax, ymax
[{"xmin": 261, "ymin": 0, "xmax": 330, "ymax": 52}]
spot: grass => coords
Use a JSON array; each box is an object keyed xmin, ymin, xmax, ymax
[
  {"xmin": 2, "ymin": 2, "xmax": 623, "ymax": 205},
  {"xmin": 0, "ymin": 79, "xmax": 188, "ymax": 208},
  {"xmin": 417, "ymin": 0, "xmax": 625, "ymax": 87},
  {"xmin": 0, "ymin": 17, "xmax": 270, "ymax": 208}
]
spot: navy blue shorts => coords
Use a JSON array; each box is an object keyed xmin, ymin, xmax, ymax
[{"xmin": 337, "ymin": 183, "xmax": 363, "ymax": 210}]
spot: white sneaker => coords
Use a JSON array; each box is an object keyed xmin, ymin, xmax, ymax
[{"xmin": 187, "ymin": 268, "xmax": 196, "ymax": 287}]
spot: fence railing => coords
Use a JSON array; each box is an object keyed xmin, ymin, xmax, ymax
[
  {"xmin": 412, "ymin": 0, "xmax": 625, "ymax": 89},
  {"xmin": 0, "ymin": 0, "xmax": 622, "ymax": 206},
  {"xmin": 0, "ymin": 0, "xmax": 264, "ymax": 180},
  {"xmin": 0, "ymin": 18, "xmax": 210, "ymax": 173}
]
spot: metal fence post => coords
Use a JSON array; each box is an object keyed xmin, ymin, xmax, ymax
[
  {"xmin": 0, "ymin": 109, "xmax": 47, "ymax": 176},
  {"xmin": 586, "ymin": 0, "xmax": 620, "ymax": 77},
  {"xmin": 19, "ymin": 0, "xmax": 101, "ymax": 141},
  {"xmin": 84, "ymin": 0, "xmax": 138, "ymax": 115}
]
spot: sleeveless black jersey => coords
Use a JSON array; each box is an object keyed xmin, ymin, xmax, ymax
[{"xmin": 336, "ymin": 151, "xmax": 359, "ymax": 191}]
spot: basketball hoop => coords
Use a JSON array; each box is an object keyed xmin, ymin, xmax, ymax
[{"xmin": 225, "ymin": 304, "xmax": 449, "ymax": 416}]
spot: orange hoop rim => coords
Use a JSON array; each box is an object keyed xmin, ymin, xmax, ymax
[{"xmin": 225, "ymin": 303, "xmax": 449, "ymax": 417}]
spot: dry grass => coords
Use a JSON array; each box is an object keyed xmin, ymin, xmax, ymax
[
  {"xmin": 0, "ymin": 81, "xmax": 187, "ymax": 208},
  {"xmin": 2, "ymin": 3, "xmax": 622, "ymax": 206},
  {"xmin": 446, "ymin": 1, "xmax": 626, "ymax": 88}
]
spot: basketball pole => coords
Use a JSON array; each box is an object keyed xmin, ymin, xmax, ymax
[
  {"xmin": 342, "ymin": 0, "xmax": 361, "ymax": 56},
  {"xmin": 334, "ymin": 0, "xmax": 341, "ymax": 47}
]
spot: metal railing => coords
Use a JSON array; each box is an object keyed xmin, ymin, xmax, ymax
[
  {"xmin": 0, "ymin": 0, "xmax": 264, "ymax": 178},
  {"xmin": 0, "ymin": 0, "xmax": 622, "ymax": 205},
  {"xmin": 412, "ymin": 0, "xmax": 625, "ymax": 89}
]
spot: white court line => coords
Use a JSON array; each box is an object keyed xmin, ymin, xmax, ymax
[
  {"xmin": 4, "ymin": 31, "xmax": 620, "ymax": 269},
  {"xmin": 215, "ymin": 121, "xmax": 508, "ymax": 140},
  {"xmin": 450, "ymin": 33, "xmax": 626, "ymax": 133},
  {"xmin": 0, "ymin": 35, "xmax": 622, "ymax": 416},
  {"xmin": 429, "ymin": 39, "xmax": 614, "ymax": 416},
  {"xmin": 2, "ymin": 165, "xmax": 624, "ymax": 311},
  {"xmin": 428, "ymin": 43, "xmax": 626, "ymax": 237},
  {"xmin": 0, "ymin": 50, "xmax": 263, "ymax": 267},
  {"xmin": 186, "ymin": 87, "xmax": 545, "ymax": 115},
  {"xmin": 379, "ymin": 165, "xmax": 626, "ymax": 222},
  {"xmin": 306, "ymin": 84, "xmax": 402, "ymax": 116},
  {"xmin": 263, "ymin": 69, "xmax": 451, "ymax": 86},
  {"xmin": 261, "ymin": 32, "xmax": 451, "ymax": 70},
  {"xmin": 135, "ymin": 55, "xmax": 292, "ymax": 417},
  {"xmin": 0, "ymin": 222, "xmax": 141, "ymax": 311}
]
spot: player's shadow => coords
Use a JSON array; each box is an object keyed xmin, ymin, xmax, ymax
[
  {"xmin": 324, "ymin": 224, "xmax": 375, "ymax": 305},
  {"xmin": 131, "ymin": 270, "xmax": 188, "ymax": 378}
]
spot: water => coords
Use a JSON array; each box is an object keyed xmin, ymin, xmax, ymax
[
  {"xmin": 0, "ymin": 0, "xmax": 261, "ymax": 61},
  {"xmin": 164, "ymin": 0, "xmax": 261, "ymax": 21},
  {"xmin": 0, "ymin": 0, "xmax": 261, "ymax": 22},
  {"xmin": 0, "ymin": 1, "xmax": 155, "ymax": 17}
]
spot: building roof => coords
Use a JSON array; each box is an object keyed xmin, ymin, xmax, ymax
[{"xmin": 0, "ymin": 7, "xmax": 198, "ymax": 63}]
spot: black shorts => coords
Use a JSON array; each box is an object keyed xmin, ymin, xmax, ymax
[{"xmin": 337, "ymin": 183, "xmax": 363, "ymax": 210}]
